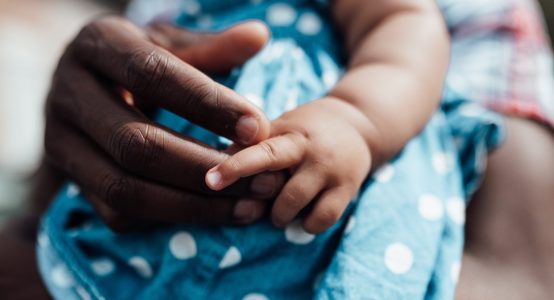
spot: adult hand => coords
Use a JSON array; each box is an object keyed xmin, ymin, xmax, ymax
[{"xmin": 44, "ymin": 17, "xmax": 284, "ymax": 230}]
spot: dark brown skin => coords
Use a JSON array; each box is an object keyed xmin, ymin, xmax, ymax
[
  {"xmin": 43, "ymin": 18, "xmax": 290, "ymax": 229},
  {"xmin": 1, "ymin": 10, "xmax": 554, "ymax": 300},
  {"xmin": 2, "ymin": 118, "xmax": 553, "ymax": 299},
  {"xmin": 205, "ymin": 0, "xmax": 449, "ymax": 233}
]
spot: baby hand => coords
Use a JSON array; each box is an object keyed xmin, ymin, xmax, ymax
[{"xmin": 206, "ymin": 98, "xmax": 372, "ymax": 233}]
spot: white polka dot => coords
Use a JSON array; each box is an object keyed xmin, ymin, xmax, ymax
[
  {"xmin": 244, "ymin": 93, "xmax": 264, "ymax": 108},
  {"xmin": 384, "ymin": 243, "xmax": 414, "ymax": 274},
  {"xmin": 169, "ymin": 231, "xmax": 197, "ymax": 260},
  {"xmin": 91, "ymin": 258, "xmax": 115, "ymax": 276},
  {"xmin": 446, "ymin": 197, "xmax": 466, "ymax": 225},
  {"xmin": 243, "ymin": 293, "xmax": 269, "ymax": 300},
  {"xmin": 313, "ymin": 272, "xmax": 324, "ymax": 290},
  {"xmin": 38, "ymin": 232, "xmax": 50, "ymax": 248},
  {"xmin": 183, "ymin": 0, "xmax": 201, "ymax": 15},
  {"xmin": 66, "ymin": 183, "xmax": 80, "ymax": 198},
  {"xmin": 432, "ymin": 152, "xmax": 455, "ymax": 175},
  {"xmin": 52, "ymin": 264, "xmax": 75, "ymax": 288},
  {"xmin": 418, "ymin": 194, "xmax": 444, "ymax": 221},
  {"xmin": 345, "ymin": 216, "xmax": 356, "ymax": 234},
  {"xmin": 267, "ymin": 3, "xmax": 297, "ymax": 26},
  {"xmin": 296, "ymin": 12, "xmax": 322, "ymax": 35},
  {"xmin": 451, "ymin": 261, "xmax": 462, "ymax": 283},
  {"xmin": 219, "ymin": 246, "xmax": 242, "ymax": 269},
  {"xmin": 459, "ymin": 103, "xmax": 484, "ymax": 117},
  {"xmin": 128, "ymin": 256, "xmax": 153, "ymax": 279},
  {"xmin": 374, "ymin": 163, "xmax": 395, "ymax": 183},
  {"xmin": 76, "ymin": 286, "xmax": 92, "ymax": 300},
  {"xmin": 285, "ymin": 220, "xmax": 315, "ymax": 245},
  {"xmin": 322, "ymin": 70, "xmax": 339, "ymax": 89}
]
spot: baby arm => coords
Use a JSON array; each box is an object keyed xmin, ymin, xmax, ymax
[{"xmin": 206, "ymin": 0, "xmax": 450, "ymax": 233}]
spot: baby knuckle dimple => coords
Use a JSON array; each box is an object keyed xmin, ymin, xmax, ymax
[
  {"xmin": 259, "ymin": 140, "xmax": 279, "ymax": 164},
  {"xmin": 310, "ymin": 206, "xmax": 341, "ymax": 231},
  {"xmin": 280, "ymin": 187, "xmax": 309, "ymax": 211}
]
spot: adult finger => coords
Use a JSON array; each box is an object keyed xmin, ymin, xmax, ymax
[
  {"xmin": 44, "ymin": 118, "xmax": 267, "ymax": 225},
  {"xmin": 146, "ymin": 21, "xmax": 270, "ymax": 74},
  {"xmin": 68, "ymin": 16, "xmax": 269, "ymax": 145},
  {"xmin": 85, "ymin": 194, "xmax": 150, "ymax": 233},
  {"xmin": 48, "ymin": 57, "xmax": 282, "ymax": 199},
  {"xmin": 205, "ymin": 133, "xmax": 305, "ymax": 191}
]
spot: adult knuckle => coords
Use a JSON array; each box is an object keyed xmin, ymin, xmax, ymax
[
  {"xmin": 109, "ymin": 124, "xmax": 165, "ymax": 172},
  {"xmin": 73, "ymin": 18, "xmax": 111, "ymax": 58},
  {"xmin": 125, "ymin": 48, "xmax": 173, "ymax": 95},
  {"xmin": 100, "ymin": 173, "xmax": 134, "ymax": 209}
]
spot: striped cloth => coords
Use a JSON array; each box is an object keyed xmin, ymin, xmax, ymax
[{"xmin": 439, "ymin": 0, "xmax": 554, "ymax": 127}]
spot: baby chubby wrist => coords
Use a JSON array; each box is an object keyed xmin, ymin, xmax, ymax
[{"xmin": 317, "ymin": 96, "xmax": 387, "ymax": 169}]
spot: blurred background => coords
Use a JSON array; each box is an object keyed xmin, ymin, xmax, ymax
[
  {"xmin": 0, "ymin": 0, "xmax": 553, "ymax": 225},
  {"xmin": 0, "ymin": 0, "xmax": 124, "ymax": 224}
]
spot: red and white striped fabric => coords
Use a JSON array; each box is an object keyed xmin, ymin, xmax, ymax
[{"xmin": 440, "ymin": 0, "xmax": 554, "ymax": 127}]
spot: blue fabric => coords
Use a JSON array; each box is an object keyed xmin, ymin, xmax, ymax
[{"xmin": 37, "ymin": 0, "xmax": 505, "ymax": 299}]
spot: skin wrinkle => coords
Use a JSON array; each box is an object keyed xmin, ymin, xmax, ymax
[
  {"xmin": 1, "ymin": 6, "xmax": 553, "ymax": 298},
  {"xmin": 205, "ymin": 0, "xmax": 447, "ymax": 233}
]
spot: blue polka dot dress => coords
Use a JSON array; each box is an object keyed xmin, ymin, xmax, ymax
[{"xmin": 36, "ymin": 0, "xmax": 505, "ymax": 299}]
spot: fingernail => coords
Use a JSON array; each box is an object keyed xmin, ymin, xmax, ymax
[
  {"xmin": 206, "ymin": 170, "xmax": 222, "ymax": 190},
  {"xmin": 236, "ymin": 116, "xmax": 259, "ymax": 144},
  {"xmin": 250, "ymin": 173, "xmax": 276, "ymax": 197},
  {"xmin": 234, "ymin": 199, "xmax": 263, "ymax": 223}
]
